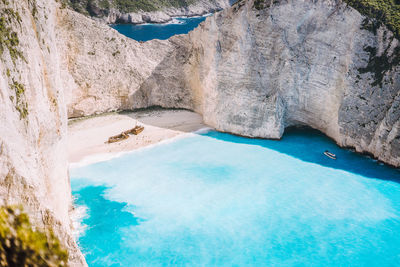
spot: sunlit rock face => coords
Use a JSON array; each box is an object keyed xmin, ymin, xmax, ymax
[
  {"xmin": 0, "ymin": 0, "xmax": 398, "ymax": 264},
  {"xmin": 57, "ymin": 8, "xmax": 176, "ymax": 118},
  {"xmin": 0, "ymin": 0, "xmax": 85, "ymax": 265},
  {"xmin": 61, "ymin": 0, "xmax": 399, "ymax": 166},
  {"xmin": 133, "ymin": 0, "xmax": 400, "ymax": 166}
]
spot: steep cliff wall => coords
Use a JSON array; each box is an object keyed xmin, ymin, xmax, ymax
[
  {"xmin": 63, "ymin": 0, "xmax": 399, "ymax": 167},
  {"xmin": 0, "ymin": 0, "xmax": 85, "ymax": 265},
  {"xmin": 56, "ymin": 8, "xmax": 176, "ymax": 117},
  {"xmin": 0, "ymin": 0, "xmax": 398, "ymax": 264},
  {"xmin": 136, "ymin": 0, "xmax": 400, "ymax": 166}
]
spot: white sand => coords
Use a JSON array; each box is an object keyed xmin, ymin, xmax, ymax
[{"xmin": 68, "ymin": 109, "xmax": 209, "ymax": 165}]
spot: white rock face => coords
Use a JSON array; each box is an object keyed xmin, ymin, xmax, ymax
[
  {"xmin": 131, "ymin": 0, "xmax": 400, "ymax": 166},
  {"xmin": 56, "ymin": 9, "xmax": 177, "ymax": 118},
  {"xmin": 0, "ymin": 0, "xmax": 85, "ymax": 265},
  {"xmin": 65, "ymin": 0, "xmax": 399, "ymax": 166},
  {"xmin": 0, "ymin": 0, "xmax": 398, "ymax": 265}
]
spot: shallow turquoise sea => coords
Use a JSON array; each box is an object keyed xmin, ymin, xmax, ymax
[
  {"xmin": 71, "ymin": 129, "xmax": 400, "ymax": 266},
  {"xmin": 111, "ymin": 16, "xmax": 207, "ymax": 42}
]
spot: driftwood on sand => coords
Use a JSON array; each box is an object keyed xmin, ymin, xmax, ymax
[{"xmin": 107, "ymin": 125, "xmax": 144, "ymax": 143}]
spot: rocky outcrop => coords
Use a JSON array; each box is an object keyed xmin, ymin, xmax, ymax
[
  {"xmin": 71, "ymin": 0, "xmax": 232, "ymax": 24},
  {"xmin": 107, "ymin": 0, "xmax": 231, "ymax": 24},
  {"xmin": 63, "ymin": 0, "xmax": 399, "ymax": 166},
  {"xmin": 0, "ymin": 0, "xmax": 85, "ymax": 265},
  {"xmin": 184, "ymin": 0, "xmax": 400, "ymax": 167},
  {"xmin": 56, "ymin": 9, "xmax": 176, "ymax": 118}
]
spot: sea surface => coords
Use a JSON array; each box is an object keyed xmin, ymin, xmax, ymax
[
  {"xmin": 111, "ymin": 16, "xmax": 207, "ymax": 42},
  {"xmin": 71, "ymin": 129, "xmax": 400, "ymax": 266}
]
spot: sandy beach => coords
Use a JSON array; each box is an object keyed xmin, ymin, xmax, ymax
[{"xmin": 68, "ymin": 109, "xmax": 208, "ymax": 165}]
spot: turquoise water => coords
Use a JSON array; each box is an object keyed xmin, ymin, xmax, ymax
[
  {"xmin": 111, "ymin": 16, "xmax": 207, "ymax": 42},
  {"xmin": 71, "ymin": 129, "xmax": 400, "ymax": 266}
]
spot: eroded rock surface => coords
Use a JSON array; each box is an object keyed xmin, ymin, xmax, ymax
[
  {"xmin": 61, "ymin": 1, "xmax": 399, "ymax": 166},
  {"xmin": 137, "ymin": 0, "xmax": 400, "ymax": 166},
  {"xmin": 0, "ymin": 1, "xmax": 399, "ymax": 265},
  {"xmin": 0, "ymin": 0, "xmax": 85, "ymax": 265},
  {"xmin": 72, "ymin": 0, "xmax": 232, "ymax": 24}
]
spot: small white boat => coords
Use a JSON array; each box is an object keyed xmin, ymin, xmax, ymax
[{"xmin": 324, "ymin": 151, "xmax": 337, "ymax": 160}]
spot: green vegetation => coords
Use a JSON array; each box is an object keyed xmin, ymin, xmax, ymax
[
  {"xmin": 343, "ymin": 1, "xmax": 400, "ymax": 87},
  {"xmin": 99, "ymin": 0, "xmax": 111, "ymax": 9},
  {"xmin": 253, "ymin": 0, "xmax": 265, "ymax": 10},
  {"xmin": 343, "ymin": 1, "xmax": 400, "ymax": 39},
  {"xmin": 0, "ymin": 5, "xmax": 24, "ymax": 64},
  {"xmin": 65, "ymin": 0, "xmax": 196, "ymax": 14},
  {"xmin": 112, "ymin": 50, "xmax": 120, "ymax": 56},
  {"xmin": 0, "ymin": 206, "xmax": 68, "ymax": 266},
  {"xmin": 251, "ymin": 0, "xmax": 400, "ymax": 39},
  {"xmin": 253, "ymin": 0, "xmax": 275, "ymax": 11},
  {"xmin": 250, "ymin": 0, "xmax": 400, "ymax": 87},
  {"xmin": 10, "ymin": 79, "xmax": 28, "ymax": 119}
]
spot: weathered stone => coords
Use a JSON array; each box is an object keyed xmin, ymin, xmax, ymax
[
  {"xmin": 94, "ymin": 0, "xmax": 232, "ymax": 24},
  {"xmin": 0, "ymin": 0, "xmax": 86, "ymax": 265},
  {"xmin": 63, "ymin": 0, "xmax": 399, "ymax": 166}
]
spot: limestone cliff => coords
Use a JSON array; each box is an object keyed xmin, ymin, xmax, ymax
[
  {"xmin": 138, "ymin": 0, "xmax": 400, "ymax": 166},
  {"xmin": 57, "ymin": 8, "xmax": 175, "ymax": 118},
  {"xmin": 65, "ymin": 0, "xmax": 232, "ymax": 24},
  {"xmin": 63, "ymin": 0, "xmax": 399, "ymax": 166},
  {"xmin": 0, "ymin": 0, "xmax": 85, "ymax": 265},
  {"xmin": 0, "ymin": 0, "xmax": 398, "ymax": 265}
]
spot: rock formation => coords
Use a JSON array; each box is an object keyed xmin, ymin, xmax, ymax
[
  {"xmin": 0, "ymin": 0, "xmax": 85, "ymax": 265},
  {"xmin": 67, "ymin": 0, "xmax": 232, "ymax": 24},
  {"xmin": 63, "ymin": 0, "xmax": 400, "ymax": 167},
  {"xmin": 0, "ymin": 0, "xmax": 399, "ymax": 265}
]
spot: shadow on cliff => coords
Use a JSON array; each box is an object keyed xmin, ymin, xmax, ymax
[{"xmin": 203, "ymin": 127, "xmax": 400, "ymax": 184}]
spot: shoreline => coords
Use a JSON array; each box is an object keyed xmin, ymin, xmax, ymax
[
  {"xmin": 109, "ymin": 12, "xmax": 213, "ymax": 27},
  {"xmin": 68, "ymin": 109, "xmax": 210, "ymax": 168}
]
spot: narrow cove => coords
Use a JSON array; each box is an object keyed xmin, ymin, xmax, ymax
[{"xmin": 111, "ymin": 16, "xmax": 208, "ymax": 42}]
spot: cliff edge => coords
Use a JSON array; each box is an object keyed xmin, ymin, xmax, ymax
[
  {"xmin": 64, "ymin": 0, "xmax": 232, "ymax": 24},
  {"xmin": 0, "ymin": 0, "xmax": 85, "ymax": 265}
]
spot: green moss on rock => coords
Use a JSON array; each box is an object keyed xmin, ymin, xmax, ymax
[
  {"xmin": 64, "ymin": 0, "xmax": 197, "ymax": 14},
  {"xmin": 0, "ymin": 206, "xmax": 68, "ymax": 266},
  {"xmin": 0, "ymin": 4, "xmax": 25, "ymax": 63},
  {"xmin": 10, "ymin": 79, "xmax": 28, "ymax": 119}
]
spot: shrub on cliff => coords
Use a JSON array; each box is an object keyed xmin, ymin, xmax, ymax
[
  {"xmin": 64, "ymin": 0, "xmax": 196, "ymax": 14},
  {"xmin": 0, "ymin": 206, "xmax": 68, "ymax": 266},
  {"xmin": 251, "ymin": 0, "xmax": 400, "ymax": 39},
  {"xmin": 344, "ymin": 0, "xmax": 400, "ymax": 38}
]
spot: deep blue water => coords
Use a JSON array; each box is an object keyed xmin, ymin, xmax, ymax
[
  {"xmin": 111, "ymin": 16, "xmax": 207, "ymax": 42},
  {"xmin": 71, "ymin": 129, "xmax": 400, "ymax": 266}
]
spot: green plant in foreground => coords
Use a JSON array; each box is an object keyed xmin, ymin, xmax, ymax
[{"xmin": 0, "ymin": 206, "xmax": 68, "ymax": 266}]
